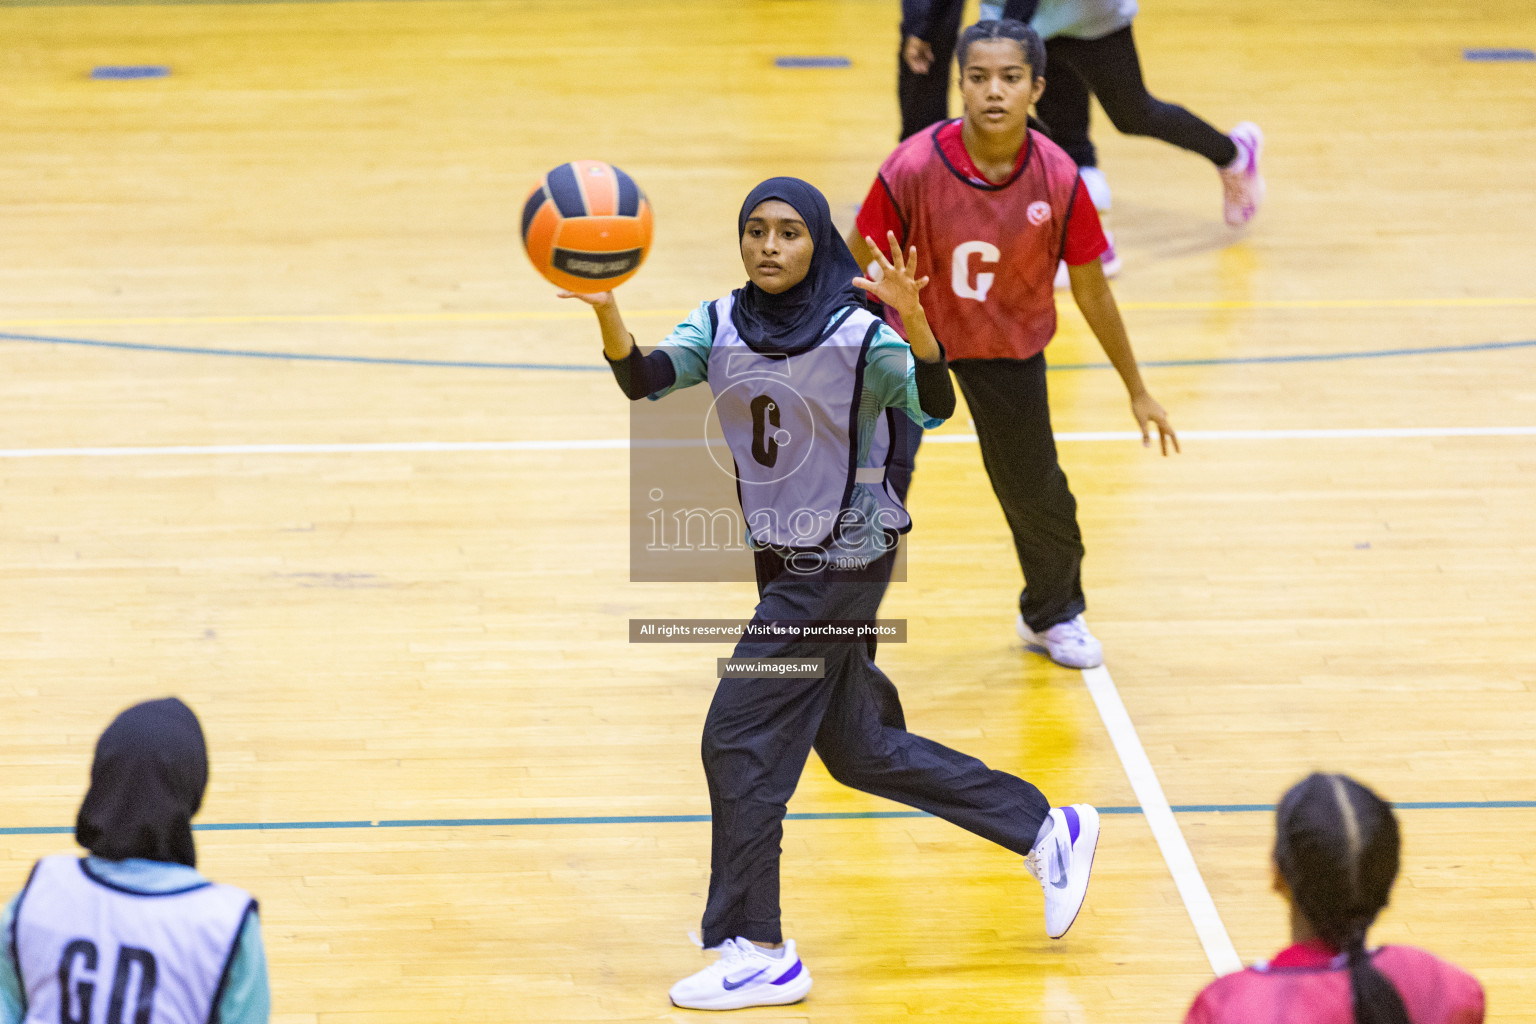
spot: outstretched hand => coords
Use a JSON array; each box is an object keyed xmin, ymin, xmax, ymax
[
  {"xmin": 557, "ymin": 289, "xmax": 615, "ymax": 309},
  {"xmin": 1132, "ymin": 392, "xmax": 1180, "ymax": 455},
  {"xmin": 853, "ymin": 231, "xmax": 929, "ymax": 318}
]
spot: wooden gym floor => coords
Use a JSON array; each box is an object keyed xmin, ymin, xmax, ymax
[{"xmin": 2, "ymin": 0, "xmax": 1533, "ymax": 1020}]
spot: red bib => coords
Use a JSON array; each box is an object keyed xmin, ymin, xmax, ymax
[{"xmin": 875, "ymin": 122, "xmax": 1082, "ymax": 361}]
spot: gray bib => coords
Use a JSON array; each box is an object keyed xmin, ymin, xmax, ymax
[{"xmin": 707, "ymin": 296, "xmax": 911, "ymax": 549}]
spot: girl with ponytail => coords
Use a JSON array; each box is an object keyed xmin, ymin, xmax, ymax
[{"xmin": 1185, "ymin": 773, "xmax": 1484, "ymax": 1024}]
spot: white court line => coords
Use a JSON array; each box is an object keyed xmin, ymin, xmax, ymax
[
  {"xmin": 0, "ymin": 425, "xmax": 1533, "ymax": 459},
  {"xmin": 1081, "ymin": 664, "xmax": 1244, "ymax": 976}
]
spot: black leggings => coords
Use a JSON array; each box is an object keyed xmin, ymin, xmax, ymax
[{"xmin": 1036, "ymin": 26, "xmax": 1238, "ymax": 169}]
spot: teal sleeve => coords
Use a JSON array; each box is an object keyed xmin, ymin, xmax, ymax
[
  {"xmin": 1, "ymin": 894, "xmax": 23, "ymax": 1024},
  {"xmin": 866, "ymin": 323, "xmax": 945, "ymax": 429},
  {"xmin": 216, "ymin": 910, "xmax": 270, "ymax": 1024},
  {"xmin": 649, "ymin": 301, "xmax": 715, "ymax": 399}
]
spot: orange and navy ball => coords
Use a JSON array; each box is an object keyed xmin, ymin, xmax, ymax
[{"xmin": 521, "ymin": 161, "xmax": 653, "ymax": 293}]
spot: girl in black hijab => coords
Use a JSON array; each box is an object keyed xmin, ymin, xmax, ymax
[
  {"xmin": 582, "ymin": 174, "xmax": 949, "ymax": 404},
  {"xmin": 3, "ymin": 698, "xmax": 270, "ymax": 1024},
  {"xmin": 560, "ymin": 179, "xmax": 1098, "ymax": 1010},
  {"xmin": 725, "ymin": 177, "xmax": 866, "ymax": 356},
  {"xmin": 75, "ymin": 696, "xmax": 209, "ymax": 867}
]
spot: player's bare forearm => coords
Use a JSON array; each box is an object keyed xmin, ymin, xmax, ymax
[
  {"xmin": 593, "ymin": 300, "xmax": 636, "ymax": 362},
  {"xmin": 898, "ymin": 303, "xmax": 942, "ymax": 363},
  {"xmin": 1068, "ymin": 260, "xmax": 1146, "ymax": 398},
  {"xmin": 1068, "ymin": 259, "xmax": 1180, "ymax": 454}
]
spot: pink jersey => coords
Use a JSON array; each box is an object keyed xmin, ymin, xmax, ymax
[
  {"xmin": 1185, "ymin": 943, "xmax": 1485, "ymax": 1024},
  {"xmin": 858, "ymin": 121, "xmax": 1093, "ymax": 361}
]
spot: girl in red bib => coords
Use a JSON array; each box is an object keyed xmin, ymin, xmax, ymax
[
  {"xmin": 1185, "ymin": 773, "xmax": 1484, "ymax": 1024},
  {"xmin": 851, "ymin": 18, "xmax": 1177, "ymax": 669}
]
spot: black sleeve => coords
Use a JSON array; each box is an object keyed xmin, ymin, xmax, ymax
[
  {"xmin": 901, "ymin": 0, "xmax": 935, "ymax": 39},
  {"xmin": 913, "ymin": 340, "xmax": 955, "ymax": 420},
  {"xmin": 605, "ymin": 344, "xmax": 677, "ymax": 401}
]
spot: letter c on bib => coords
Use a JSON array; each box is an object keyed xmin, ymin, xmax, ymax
[{"xmin": 951, "ymin": 241, "xmax": 999, "ymax": 302}]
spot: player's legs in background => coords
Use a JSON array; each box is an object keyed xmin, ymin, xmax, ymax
[
  {"xmin": 1055, "ymin": 27, "xmax": 1235, "ymax": 165},
  {"xmin": 1034, "ymin": 51, "xmax": 1120, "ymax": 282},
  {"xmin": 1035, "ymin": 45, "xmax": 1097, "ymax": 168},
  {"xmin": 897, "ymin": 0, "xmax": 967, "ymax": 139},
  {"xmin": 1053, "ymin": 27, "xmax": 1263, "ymax": 225},
  {"xmin": 949, "ymin": 357, "xmax": 1096, "ymax": 665}
]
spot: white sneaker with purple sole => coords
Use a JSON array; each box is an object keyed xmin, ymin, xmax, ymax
[
  {"xmin": 1025, "ymin": 803, "xmax": 1101, "ymax": 938},
  {"xmin": 668, "ymin": 936, "xmax": 812, "ymax": 1010}
]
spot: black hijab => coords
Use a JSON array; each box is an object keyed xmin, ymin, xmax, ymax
[
  {"xmin": 731, "ymin": 177, "xmax": 864, "ymax": 355},
  {"xmin": 75, "ymin": 697, "xmax": 208, "ymax": 867}
]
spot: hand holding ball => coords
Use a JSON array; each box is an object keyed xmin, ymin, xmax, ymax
[{"xmin": 522, "ymin": 161, "xmax": 653, "ymax": 293}]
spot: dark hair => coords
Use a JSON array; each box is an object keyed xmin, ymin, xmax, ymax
[
  {"xmin": 956, "ymin": 19, "xmax": 1046, "ymax": 79},
  {"xmin": 1274, "ymin": 773, "xmax": 1409, "ymax": 1024}
]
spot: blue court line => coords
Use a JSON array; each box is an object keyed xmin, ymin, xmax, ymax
[
  {"xmin": 0, "ymin": 331, "xmax": 599, "ymax": 372},
  {"xmin": 1060, "ymin": 337, "xmax": 1536, "ymax": 371},
  {"xmin": 775, "ymin": 56, "xmax": 853, "ymax": 69},
  {"xmin": 1464, "ymin": 48, "xmax": 1535, "ymax": 62},
  {"xmin": 91, "ymin": 65, "xmax": 171, "ymax": 79},
  {"xmin": 4, "ymin": 800, "xmax": 1532, "ymax": 835},
  {"xmin": 4, "ymin": 330, "xmax": 1536, "ymax": 374}
]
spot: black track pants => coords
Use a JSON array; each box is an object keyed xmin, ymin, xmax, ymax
[
  {"xmin": 950, "ymin": 356, "xmax": 1088, "ymax": 633},
  {"xmin": 699, "ymin": 545, "xmax": 1051, "ymax": 947}
]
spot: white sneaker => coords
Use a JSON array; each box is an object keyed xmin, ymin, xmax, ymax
[
  {"xmin": 1016, "ymin": 613, "xmax": 1103, "ymax": 669},
  {"xmin": 1025, "ymin": 804, "xmax": 1101, "ymax": 939},
  {"xmin": 668, "ymin": 937, "xmax": 812, "ymax": 1010},
  {"xmin": 1219, "ymin": 122, "xmax": 1265, "ymax": 226}
]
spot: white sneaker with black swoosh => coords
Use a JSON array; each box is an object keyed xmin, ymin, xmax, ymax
[
  {"xmin": 668, "ymin": 936, "xmax": 812, "ymax": 1010},
  {"xmin": 1025, "ymin": 804, "xmax": 1101, "ymax": 939}
]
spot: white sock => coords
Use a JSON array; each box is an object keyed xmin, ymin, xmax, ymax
[
  {"xmin": 1034, "ymin": 812, "xmax": 1056, "ymax": 847},
  {"xmin": 759, "ymin": 944, "xmax": 787, "ymax": 959}
]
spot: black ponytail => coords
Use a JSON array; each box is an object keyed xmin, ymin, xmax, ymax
[
  {"xmin": 1274, "ymin": 774, "xmax": 1410, "ymax": 1024},
  {"xmin": 957, "ymin": 19, "xmax": 1046, "ymax": 80}
]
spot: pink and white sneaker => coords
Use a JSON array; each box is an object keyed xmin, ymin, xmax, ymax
[{"xmin": 1219, "ymin": 122, "xmax": 1265, "ymax": 226}]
